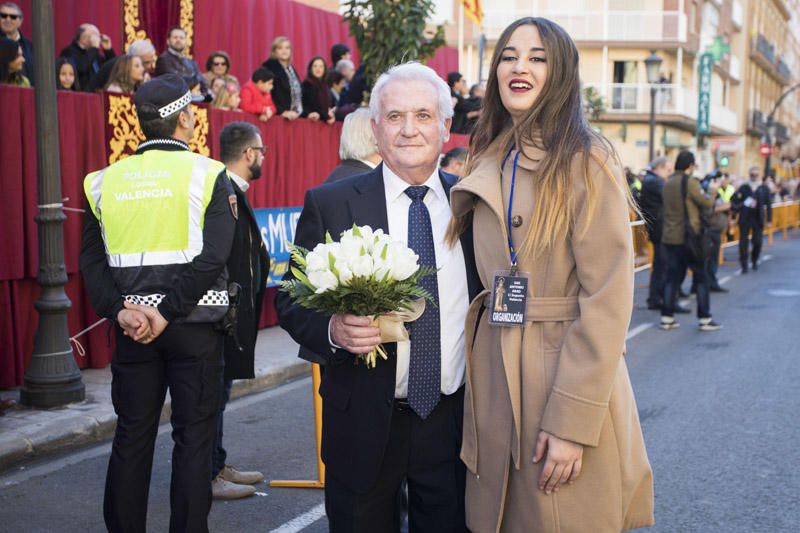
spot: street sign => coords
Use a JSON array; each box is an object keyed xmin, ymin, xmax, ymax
[
  {"xmin": 706, "ymin": 36, "xmax": 730, "ymax": 61},
  {"xmin": 697, "ymin": 53, "xmax": 713, "ymax": 136},
  {"xmin": 760, "ymin": 143, "xmax": 771, "ymax": 157}
]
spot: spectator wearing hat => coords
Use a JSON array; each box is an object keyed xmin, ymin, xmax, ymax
[
  {"xmin": 80, "ymin": 72, "xmax": 235, "ymax": 532},
  {"xmin": 0, "ymin": 2, "xmax": 33, "ymax": 83},
  {"xmin": 302, "ymin": 56, "xmax": 335, "ymax": 124},
  {"xmin": 155, "ymin": 26, "xmax": 207, "ymax": 98},
  {"xmin": 262, "ymin": 36, "xmax": 304, "ymax": 120},
  {"xmin": 59, "ymin": 23, "xmax": 116, "ymax": 92},
  {"xmin": 240, "ymin": 66, "xmax": 276, "ymax": 121}
]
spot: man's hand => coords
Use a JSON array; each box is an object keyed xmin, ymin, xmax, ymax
[
  {"xmin": 330, "ymin": 314, "xmax": 381, "ymax": 355},
  {"xmin": 533, "ymin": 430, "xmax": 584, "ymax": 495},
  {"xmin": 123, "ymin": 302, "xmax": 169, "ymax": 343},
  {"xmin": 117, "ymin": 308, "xmax": 151, "ymax": 342},
  {"xmin": 100, "ymin": 34, "xmax": 112, "ymax": 50}
]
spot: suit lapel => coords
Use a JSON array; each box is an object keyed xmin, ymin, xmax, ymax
[{"xmin": 347, "ymin": 165, "xmax": 389, "ymax": 233}]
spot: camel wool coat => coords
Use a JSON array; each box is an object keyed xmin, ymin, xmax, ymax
[{"xmin": 450, "ymin": 139, "xmax": 654, "ymax": 533}]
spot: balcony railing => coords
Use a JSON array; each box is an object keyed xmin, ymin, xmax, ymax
[
  {"xmin": 751, "ymin": 110, "xmax": 766, "ymax": 133},
  {"xmin": 775, "ymin": 122, "xmax": 790, "ymax": 143},
  {"xmin": 586, "ymin": 82, "xmax": 738, "ymax": 133},
  {"xmin": 777, "ymin": 60, "xmax": 791, "ymax": 82},
  {"xmin": 483, "ymin": 9, "xmax": 687, "ymax": 43},
  {"xmin": 756, "ymin": 33, "xmax": 776, "ymax": 64},
  {"xmin": 729, "ymin": 55, "xmax": 741, "ymax": 81}
]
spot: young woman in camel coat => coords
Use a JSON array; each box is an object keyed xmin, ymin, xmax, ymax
[{"xmin": 447, "ymin": 17, "xmax": 654, "ymax": 532}]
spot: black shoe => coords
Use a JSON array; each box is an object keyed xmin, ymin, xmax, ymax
[
  {"xmin": 698, "ymin": 318, "xmax": 722, "ymax": 331},
  {"xmin": 647, "ymin": 301, "xmax": 663, "ymax": 311},
  {"xmin": 710, "ymin": 286, "xmax": 729, "ymax": 293},
  {"xmin": 752, "ymin": 262, "xmax": 758, "ymax": 271},
  {"xmin": 741, "ymin": 265, "xmax": 748, "ymax": 274},
  {"xmin": 674, "ymin": 305, "xmax": 691, "ymax": 314},
  {"xmin": 679, "ymin": 290, "xmax": 690, "ymax": 298}
]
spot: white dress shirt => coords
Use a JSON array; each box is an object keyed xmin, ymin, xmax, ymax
[
  {"xmin": 227, "ymin": 170, "xmax": 249, "ymax": 192},
  {"xmin": 382, "ymin": 164, "xmax": 469, "ymax": 398}
]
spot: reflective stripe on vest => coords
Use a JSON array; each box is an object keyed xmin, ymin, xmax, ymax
[{"xmin": 84, "ymin": 151, "xmax": 223, "ymax": 267}]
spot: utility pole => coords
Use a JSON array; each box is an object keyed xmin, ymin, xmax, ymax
[{"xmin": 20, "ymin": 0, "xmax": 85, "ymax": 407}]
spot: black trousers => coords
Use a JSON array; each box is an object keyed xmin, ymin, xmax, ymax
[
  {"xmin": 662, "ymin": 244, "xmax": 711, "ymax": 319},
  {"xmin": 212, "ymin": 378, "xmax": 234, "ymax": 479},
  {"xmin": 104, "ymin": 323, "xmax": 223, "ymax": 533},
  {"xmin": 738, "ymin": 220, "xmax": 763, "ymax": 267},
  {"xmin": 692, "ymin": 230, "xmax": 722, "ymax": 290},
  {"xmin": 325, "ymin": 387, "xmax": 467, "ymax": 533},
  {"xmin": 647, "ymin": 241, "xmax": 667, "ymax": 306}
]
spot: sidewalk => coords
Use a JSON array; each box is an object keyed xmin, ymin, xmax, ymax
[{"xmin": 0, "ymin": 326, "xmax": 308, "ymax": 472}]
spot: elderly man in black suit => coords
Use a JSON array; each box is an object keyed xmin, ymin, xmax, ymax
[
  {"xmin": 276, "ymin": 62, "xmax": 481, "ymax": 532},
  {"xmin": 731, "ymin": 166, "xmax": 772, "ymax": 273}
]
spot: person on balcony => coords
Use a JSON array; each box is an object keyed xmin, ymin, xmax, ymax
[
  {"xmin": 0, "ymin": 36, "xmax": 28, "ymax": 86},
  {"xmin": 262, "ymin": 36, "xmax": 304, "ymax": 121},
  {"xmin": 155, "ymin": 26, "xmax": 208, "ymax": 100},
  {"xmin": 59, "ymin": 23, "xmax": 116, "ymax": 92},
  {"xmin": 239, "ymin": 66, "xmax": 276, "ymax": 122},
  {"xmin": 105, "ymin": 54, "xmax": 145, "ymax": 94},
  {"xmin": 301, "ymin": 56, "xmax": 335, "ymax": 125}
]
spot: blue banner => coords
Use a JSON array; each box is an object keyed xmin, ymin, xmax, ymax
[{"xmin": 254, "ymin": 207, "xmax": 303, "ymax": 287}]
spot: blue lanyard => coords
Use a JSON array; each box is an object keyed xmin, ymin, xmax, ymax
[{"xmin": 501, "ymin": 148, "xmax": 521, "ymax": 270}]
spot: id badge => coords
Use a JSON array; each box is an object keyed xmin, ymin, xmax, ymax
[{"xmin": 488, "ymin": 270, "xmax": 529, "ymax": 327}]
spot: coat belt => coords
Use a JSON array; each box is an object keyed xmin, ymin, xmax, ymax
[{"xmin": 483, "ymin": 294, "xmax": 579, "ymax": 322}]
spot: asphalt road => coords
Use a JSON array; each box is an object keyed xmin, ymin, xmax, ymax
[{"xmin": 1, "ymin": 236, "xmax": 799, "ymax": 532}]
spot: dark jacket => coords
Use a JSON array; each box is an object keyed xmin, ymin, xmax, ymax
[
  {"xmin": 323, "ymin": 159, "xmax": 372, "ymax": 184},
  {"xmin": 262, "ymin": 58, "xmax": 302, "ymax": 115},
  {"xmin": 59, "ymin": 40, "xmax": 116, "ymax": 92},
  {"xmin": 88, "ymin": 54, "xmax": 119, "ymax": 92},
  {"xmin": 79, "ymin": 140, "xmax": 235, "ymax": 324},
  {"xmin": 15, "ymin": 32, "xmax": 34, "ymax": 85},
  {"xmin": 450, "ymin": 90, "xmax": 468, "ymax": 134},
  {"xmin": 731, "ymin": 183, "xmax": 772, "ymax": 228},
  {"xmin": 639, "ymin": 170, "xmax": 665, "ymax": 243},
  {"xmin": 275, "ymin": 166, "xmax": 482, "ymax": 492},
  {"xmin": 662, "ymin": 172, "xmax": 716, "ymax": 245},
  {"xmin": 301, "ymin": 78, "xmax": 333, "ymax": 121},
  {"xmin": 461, "ymin": 95, "xmax": 482, "ymax": 133},
  {"xmin": 155, "ymin": 50, "xmax": 207, "ymax": 94},
  {"xmin": 224, "ymin": 177, "xmax": 270, "ymax": 380},
  {"xmin": 338, "ymin": 64, "xmax": 369, "ymax": 107}
]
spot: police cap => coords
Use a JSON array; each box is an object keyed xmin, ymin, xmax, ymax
[{"xmin": 134, "ymin": 73, "xmax": 192, "ymax": 121}]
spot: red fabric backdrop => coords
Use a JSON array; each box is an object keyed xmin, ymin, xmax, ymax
[
  {"xmin": 17, "ymin": 0, "xmax": 123, "ymax": 56},
  {"xmin": 426, "ymin": 46, "xmax": 460, "ymax": 79},
  {"xmin": 193, "ymin": 0, "xmax": 360, "ymax": 86},
  {"xmin": 138, "ymin": 0, "xmax": 182, "ymax": 54}
]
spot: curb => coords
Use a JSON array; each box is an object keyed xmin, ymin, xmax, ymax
[{"xmin": 0, "ymin": 361, "xmax": 310, "ymax": 472}]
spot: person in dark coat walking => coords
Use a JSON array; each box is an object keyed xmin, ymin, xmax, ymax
[
  {"xmin": 731, "ymin": 166, "xmax": 772, "ymax": 273},
  {"xmin": 211, "ymin": 122, "xmax": 271, "ymax": 500},
  {"xmin": 639, "ymin": 156, "xmax": 671, "ymax": 310}
]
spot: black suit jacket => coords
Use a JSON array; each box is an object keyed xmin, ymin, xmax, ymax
[
  {"xmin": 224, "ymin": 177, "xmax": 270, "ymax": 380},
  {"xmin": 262, "ymin": 58, "xmax": 303, "ymax": 115},
  {"xmin": 59, "ymin": 40, "xmax": 116, "ymax": 93},
  {"xmin": 323, "ymin": 159, "xmax": 372, "ymax": 184},
  {"xmin": 275, "ymin": 165, "xmax": 481, "ymax": 492},
  {"xmin": 639, "ymin": 171, "xmax": 665, "ymax": 243},
  {"xmin": 732, "ymin": 183, "xmax": 773, "ymax": 228}
]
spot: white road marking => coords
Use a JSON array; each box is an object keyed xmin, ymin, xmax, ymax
[
  {"xmin": 0, "ymin": 377, "xmax": 310, "ymax": 487},
  {"xmin": 269, "ymin": 503, "xmax": 326, "ymax": 533},
  {"xmin": 626, "ymin": 322, "xmax": 653, "ymax": 340}
]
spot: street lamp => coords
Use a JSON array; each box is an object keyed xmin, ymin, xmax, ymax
[{"xmin": 644, "ymin": 50, "xmax": 662, "ymax": 163}]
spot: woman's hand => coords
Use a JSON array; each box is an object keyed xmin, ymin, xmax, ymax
[
  {"xmin": 533, "ymin": 430, "xmax": 583, "ymax": 495},
  {"xmin": 282, "ymin": 110, "xmax": 299, "ymax": 120},
  {"xmin": 307, "ymin": 112, "xmax": 320, "ymax": 122}
]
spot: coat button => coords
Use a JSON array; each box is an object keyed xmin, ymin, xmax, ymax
[{"xmin": 511, "ymin": 215, "xmax": 523, "ymax": 227}]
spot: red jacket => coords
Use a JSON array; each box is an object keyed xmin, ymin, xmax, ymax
[{"xmin": 240, "ymin": 80, "xmax": 277, "ymax": 116}]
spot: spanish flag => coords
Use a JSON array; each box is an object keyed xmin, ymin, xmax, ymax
[{"xmin": 461, "ymin": 0, "xmax": 483, "ymax": 27}]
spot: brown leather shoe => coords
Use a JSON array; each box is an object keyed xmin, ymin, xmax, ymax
[
  {"xmin": 219, "ymin": 464, "xmax": 264, "ymax": 485},
  {"xmin": 211, "ymin": 476, "xmax": 256, "ymax": 500}
]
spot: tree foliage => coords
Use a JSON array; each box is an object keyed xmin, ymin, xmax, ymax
[
  {"xmin": 582, "ymin": 86, "xmax": 606, "ymax": 121},
  {"xmin": 343, "ymin": 0, "xmax": 446, "ymax": 88}
]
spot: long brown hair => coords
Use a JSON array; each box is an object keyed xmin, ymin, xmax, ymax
[
  {"xmin": 447, "ymin": 17, "xmax": 632, "ymax": 257},
  {"xmin": 105, "ymin": 55, "xmax": 143, "ymax": 94}
]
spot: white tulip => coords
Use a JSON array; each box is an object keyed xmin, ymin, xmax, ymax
[
  {"xmin": 308, "ymin": 269, "xmax": 338, "ymax": 293},
  {"xmin": 306, "ymin": 244, "xmax": 329, "ymax": 272}
]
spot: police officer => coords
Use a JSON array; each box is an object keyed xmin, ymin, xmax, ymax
[
  {"xmin": 731, "ymin": 167, "xmax": 772, "ymax": 273},
  {"xmin": 79, "ymin": 73, "xmax": 235, "ymax": 532}
]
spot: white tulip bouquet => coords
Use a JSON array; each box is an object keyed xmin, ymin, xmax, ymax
[{"xmin": 280, "ymin": 224, "xmax": 437, "ymax": 367}]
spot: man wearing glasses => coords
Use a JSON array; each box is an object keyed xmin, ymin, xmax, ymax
[
  {"xmin": 0, "ymin": 2, "xmax": 33, "ymax": 83},
  {"xmin": 211, "ymin": 122, "xmax": 271, "ymax": 500}
]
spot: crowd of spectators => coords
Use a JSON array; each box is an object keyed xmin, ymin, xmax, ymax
[{"xmin": 0, "ymin": 3, "xmax": 492, "ymax": 133}]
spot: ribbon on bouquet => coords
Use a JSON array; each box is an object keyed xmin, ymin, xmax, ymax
[{"xmin": 360, "ymin": 299, "xmax": 427, "ymax": 368}]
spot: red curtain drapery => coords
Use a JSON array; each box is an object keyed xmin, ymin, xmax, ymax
[{"xmin": 137, "ymin": 0, "xmax": 182, "ymax": 55}]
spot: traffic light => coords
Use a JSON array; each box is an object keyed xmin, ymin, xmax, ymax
[{"xmin": 718, "ymin": 154, "xmax": 729, "ymax": 167}]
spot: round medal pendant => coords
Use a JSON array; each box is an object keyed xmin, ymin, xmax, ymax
[{"xmin": 511, "ymin": 215, "xmax": 523, "ymax": 228}]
